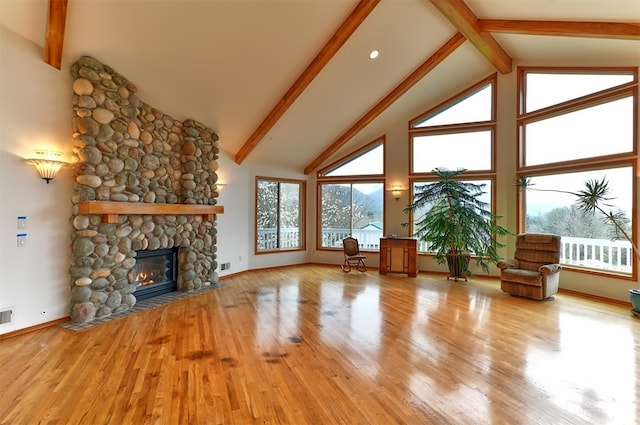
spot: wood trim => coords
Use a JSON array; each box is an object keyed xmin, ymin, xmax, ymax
[
  {"xmin": 304, "ymin": 32, "xmax": 466, "ymax": 175},
  {"xmin": 234, "ymin": 0, "xmax": 380, "ymax": 165},
  {"xmin": 78, "ymin": 201, "xmax": 224, "ymax": 224},
  {"xmin": 428, "ymin": 0, "xmax": 512, "ymax": 74},
  {"xmin": 44, "ymin": 0, "xmax": 68, "ymax": 69},
  {"xmin": 479, "ymin": 19, "xmax": 640, "ymax": 40},
  {"xmin": 0, "ymin": 317, "xmax": 69, "ymax": 341},
  {"xmin": 558, "ymin": 288, "xmax": 632, "ymax": 308}
]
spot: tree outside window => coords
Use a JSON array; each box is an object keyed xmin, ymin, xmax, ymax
[{"xmin": 256, "ymin": 178, "xmax": 304, "ymax": 252}]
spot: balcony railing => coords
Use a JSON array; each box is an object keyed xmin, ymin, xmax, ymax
[
  {"xmin": 262, "ymin": 228, "xmax": 633, "ymax": 273},
  {"xmin": 257, "ymin": 227, "xmax": 302, "ymax": 251},
  {"xmin": 320, "ymin": 228, "xmax": 383, "ymax": 249},
  {"xmin": 559, "ymin": 236, "xmax": 633, "ymax": 273}
]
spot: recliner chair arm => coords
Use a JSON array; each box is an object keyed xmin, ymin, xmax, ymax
[
  {"xmin": 539, "ymin": 264, "xmax": 562, "ymax": 275},
  {"xmin": 497, "ymin": 259, "xmax": 518, "ymax": 270}
]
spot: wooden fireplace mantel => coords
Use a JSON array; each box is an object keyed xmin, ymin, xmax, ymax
[{"xmin": 78, "ymin": 201, "xmax": 224, "ymax": 224}]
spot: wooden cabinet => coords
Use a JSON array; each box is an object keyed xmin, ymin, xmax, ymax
[{"xmin": 379, "ymin": 237, "xmax": 418, "ymax": 277}]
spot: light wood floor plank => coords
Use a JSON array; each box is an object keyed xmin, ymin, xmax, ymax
[{"xmin": 0, "ymin": 264, "xmax": 638, "ymax": 424}]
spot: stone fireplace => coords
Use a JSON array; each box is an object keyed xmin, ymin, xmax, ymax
[{"xmin": 69, "ymin": 56, "xmax": 222, "ymax": 323}]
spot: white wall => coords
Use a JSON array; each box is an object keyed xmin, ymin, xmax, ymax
[
  {"xmin": 215, "ymin": 150, "xmax": 251, "ymax": 278},
  {"xmin": 0, "ymin": 26, "xmax": 75, "ymax": 334}
]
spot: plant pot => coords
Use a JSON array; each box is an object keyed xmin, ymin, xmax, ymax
[
  {"xmin": 446, "ymin": 252, "xmax": 470, "ymax": 282},
  {"xmin": 629, "ymin": 289, "xmax": 640, "ymax": 313}
]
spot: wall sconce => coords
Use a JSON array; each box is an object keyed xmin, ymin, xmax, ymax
[
  {"xmin": 216, "ymin": 182, "xmax": 226, "ymax": 192},
  {"xmin": 26, "ymin": 150, "xmax": 68, "ymax": 184},
  {"xmin": 389, "ymin": 186, "xmax": 407, "ymax": 201}
]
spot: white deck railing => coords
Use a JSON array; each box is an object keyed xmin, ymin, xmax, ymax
[
  {"xmin": 257, "ymin": 227, "xmax": 302, "ymax": 251},
  {"xmin": 321, "ymin": 228, "xmax": 383, "ymax": 249},
  {"xmin": 559, "ymin": 236, "xmax": 633, "ymax": 273},
  {"xmin": 260, "ymin": 229, "xmax": 633, "ymax": 273}
]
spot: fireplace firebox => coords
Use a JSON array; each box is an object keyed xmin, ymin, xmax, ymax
[{"xmin": 133, "ymin": 248, "xmax": 178, "ymax": 301}]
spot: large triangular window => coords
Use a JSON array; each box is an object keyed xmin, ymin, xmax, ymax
[
  {"xmin": 411, "ymin": 81, "xmax": 493, "ymax": 128},
  {"xmin": 318, "ymin": 138, "xmax": 384, "ymax": 177},
  {"xmin": 523, "ymin": 72, "xmax": 633, "ymax": 113}
]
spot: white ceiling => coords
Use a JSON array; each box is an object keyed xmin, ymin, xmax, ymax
[{"xmin": 2, "ymin": 0, "xmax": 639, "ymax": 173}]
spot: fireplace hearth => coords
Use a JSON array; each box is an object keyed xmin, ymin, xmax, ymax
[{"xmin": 133, "ymin": 248, "xmax": 178, "ymax": 301}]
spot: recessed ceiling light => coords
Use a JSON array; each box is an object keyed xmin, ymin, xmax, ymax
[{"xmin": 369, "ymin": 50, "xmax": 379, "ymax": 59}]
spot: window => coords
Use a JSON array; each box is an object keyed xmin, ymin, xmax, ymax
[
  {"xmin": 522, "ymin": 97, "xmax": 634, "ymax": 166},
  {"xmin": 319, "ymin": 182, "xmax": 384, "ymax": 249},
  {"xmin": 319, "ymin": 139, "xmax": 384, "ymax": 177},
  {"xmin": 523, "ymin": 167, "xmax": 633, "ymax": 273},
  {"xmin": 256, "ymin": 177, "xmax": 305, "ymax": 253},
  {"xmin": 412, "ymin": 130, "xmax": 492, "ymax": 172},
  {"xmin": 411, "ymin": 179, "xmax": 492, "ymax": 253},
  {"xmin": 410, "ymin": 75, "xmax": 496, "ymax": 174},
  {"xmin": 318, "ymin": 138, "xmax": 385, "ymax": 250},
  {"xmin": 518, "ymin": 67, "xmax": 637, "ymax": 276}
]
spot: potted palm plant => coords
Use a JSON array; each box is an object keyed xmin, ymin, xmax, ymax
[{"xmin": 404, "ymin": 168, "xmax": 511, "ymax": 281}]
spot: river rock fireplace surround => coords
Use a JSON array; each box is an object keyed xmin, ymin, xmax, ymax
[{"xmin": 69, "ymin": 56, "xmax": 223, "ymax": 324}]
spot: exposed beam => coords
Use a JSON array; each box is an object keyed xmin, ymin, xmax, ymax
[
  {"xmin": 479, "ymin": 19, "xmax": 640, "ymax": 41},
  {"xmin": 44, "ymin": 0, "xmax": 68, "ymax": 69},
  {"xmin": 428, "ymin": 0, "xmax": 512, "ymax": 74},
  {"xmin": 303, "ymin": 32, "xmax": 466, "ymax": 175},
  {"xmin": 234, "ymin": 0, "xmax": 380, "ymax": 165}
]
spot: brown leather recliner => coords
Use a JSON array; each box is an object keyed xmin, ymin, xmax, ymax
[{"xmin": 497, "ymin": 233, "xmax": 562, "ymax": 300}]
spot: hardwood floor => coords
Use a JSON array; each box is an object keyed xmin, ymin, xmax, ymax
[{"xmin": 0, "ymin": 264, "xmax": 638, "ymax": 424}]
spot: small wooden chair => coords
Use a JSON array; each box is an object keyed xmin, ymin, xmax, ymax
[{"xmin": 341, "ymin": 237, "xmax": 367, "ymax": 273}]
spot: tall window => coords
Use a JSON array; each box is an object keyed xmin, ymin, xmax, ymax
[
  {"xmin": 410, "ymin": 179, "xmax": 493, "ymax": 253},
  {"xmin": 518, "ymin": 67, "xmax": 637, "ymax": 276},
  {"xmin": 409, "ymin": 75, "xmax": 497, "ymax": 253},
  {"xmin": 256, "ymin": 177, "xmax": 305, "ymax": 253},
  {"xmin": 318, "ymin": 138, "xmax": 385, "ymax": 250}
]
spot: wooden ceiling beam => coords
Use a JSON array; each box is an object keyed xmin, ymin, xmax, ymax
[
  {"xmin": 428, "ymin": 0, "xmax": 512, "ymax": 74},
  {"xmin": 44, "ymin": 0, "xmax": 68, "ymax": 69},
  {"xmin": 234, "ymin": 0, "xmax": 380, "ymax": 165},
  {"xmin": 303, "ymin": 32, "xmax": 465, "ymax": 175},
  {"xmin": 479, "ymin": 20, "xmax": 640, "ymax": 41}
]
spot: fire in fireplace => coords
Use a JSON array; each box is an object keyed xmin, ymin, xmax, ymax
[{"xmin": 133, "ymin": 248, "xmax": 178, "ymax": 301}]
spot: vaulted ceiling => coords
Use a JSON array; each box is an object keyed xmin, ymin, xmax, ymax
[{"xmin": 2, "ymin": 0, "xmax": 639, "ymax": 174}]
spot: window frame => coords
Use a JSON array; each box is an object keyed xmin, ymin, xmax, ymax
[
  {"xmin": 517, "ymin": 66, "xmax": 638, "ymax": 279},
  {"xmin": 317, "ymin": 137, "xmax": 385, "ymax": 179},
  {"xmin": 407, "ymin": 74, "xmax": 498, "ymax": 258},
  {"xmin": 316, "ymin": 180, "xmax": 385, "ymax": 252},
  {"xmin": 409, "ymin": 74, "xmax": 497, "ymax": 176},
  {"xmin": 316, "ymin": 136, "xmax": 386, "ymax": 252},
  {"xmin": 255, "ymin": 176, "xmax": 306, "ymax": 255},
  {"xmin": 409, "ymin": 175, "xmax": 497, "ymax": 255}
]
